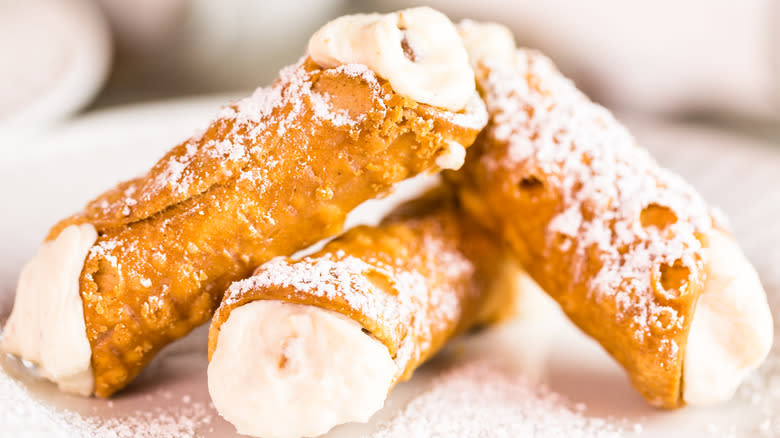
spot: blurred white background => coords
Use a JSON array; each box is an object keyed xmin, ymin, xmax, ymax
[{"xmin": 1, "ymin": 0, "xmax": 779, "ymax": 145}]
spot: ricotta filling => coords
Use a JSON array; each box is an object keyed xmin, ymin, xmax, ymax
[
  {"xmin": 435, "ymin": 140, "xmax": 467, "ymax": 171},
  {"xmin": 308, "ymin": 7, "xmax": 475, "ymax": 111},
  {"xmin": 208, "ymin": 300, "xmax": 396, "ymax": 438},
  {"xmin": 1, "ymin": 223, "xmax": 97, "ymax": 396},
  {"xmin": 457, "ymin": 20, "xmax": 517, "ymax": 68},
  {"xmin": 682, "ymin": 230, "xmax": 773, "ymax": 405}
]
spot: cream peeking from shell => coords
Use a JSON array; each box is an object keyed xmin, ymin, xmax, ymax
[
  {"xmin": 457, "ymin": 19, "xmax": 517, "ymax": 69},
  {"xmin": 208, "ymin": 301, "xmax": 396, "ymax": 438},
  {"xmin": 682, "ymin": 230, "xmax": 773, "ymax": 405},
  {"xmin": 1, "ymin": 224, "xmax": 97, "ymax": 396},
  {"xmin": 308, "ymin": 7, "xmax": 477, "ymax": 171},
  {"xmin": 458, "ymin": 19, "xmax": 773, "ymax": 406},
  {"xmin": 308, "ymin": 7, "xmax": 475, "ymax": 112}
]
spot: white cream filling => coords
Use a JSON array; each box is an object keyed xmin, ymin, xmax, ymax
[
  {"xmin": 683, "ymin": 230, "xmax": 773, "ymax": 405},
  {"xmin": 208, "ymin": 300, "xmax": 396, "ymax": 438},
  {"xmin": 457, "ymin": 20, "xmax": 517, "ymax": 68},
  {"xmin": 1, "ymin": 223, "xmax": 97, "ymax": 396},
  {"xmin": 435, "ymin": 140, "xmax": 467, "ymax": 171},
  {"xmin": 308, "ymin": 7, "xmax": 475, "ymax": 111}
]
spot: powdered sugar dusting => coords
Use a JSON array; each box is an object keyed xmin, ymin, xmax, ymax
[
  {"xmin": 0, "ymin": 367, "xmax": 212, "ymax": 438},
  {"xmin": 437, "ymin": 93, "xmax": 488, "ymax": 131},
  {"xmin": 479, "ymin": 49, "xmax": 714, "ymax": 347},
  {"xmin": 223, "ymin": 228, "xmax": 475, "ymax": 375},
  {"xmin": 309, "ymin": 90, "xmax": 361, "ymax": 128},
  {"xmin": 155, "ymin": 60, "xmax": 366, "ymax": 194},
  {"xmin": 94, "ymin": 60, "xmax": 383, "ymax": 216},
  {"xmin": 87, "ymin": 238, "xmax": 119, "ymax": 270},
  {"xmin": 88, "ymin": 55, "xmax": 485, "ymax": 224},
  {"xmin": 61, "ymin": 401, "xmax": 213, "ymax": 438},
  {"xmin": 370, "ymin": 360, "xmax": 626, "ymax": 438},
  {"xmin": 150, "ymin": 141, "xmax": 201, "ymax": 197},
  {"xmin": 227, "ymin": 255, "xmax": 395, "ymax": 323},
  {"xmin": 334, "ymin": 63, "xmax": 383, "ymax": 91}
]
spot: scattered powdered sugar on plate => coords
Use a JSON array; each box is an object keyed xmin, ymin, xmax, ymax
[
  {"xmin": 0, "ymin": 363, "xmax": 67, "ymax": 437},
  {"xmin": 0, "ymin": 349, "xmax": 212, "ymax": 438},
  {"xmin": 370, "ymin": 360, "xmax": 628, "ymax": 438},
  {"xmin": 61, "ymin": 401, "xmax": 213, "ymax": 438},
  {"xmin": 0, "ymin": 365, "xmax": 212, "ymax": 438}
]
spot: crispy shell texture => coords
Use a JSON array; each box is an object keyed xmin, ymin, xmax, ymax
[{"xmin": 447, "ymin": 50, "xmax": 715, "ymax": 408}]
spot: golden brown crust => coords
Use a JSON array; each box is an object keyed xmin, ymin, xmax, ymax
[
  {"xmin": 49, "ymin": 58, "xmax": 485, "ymax": 397},
  {"xmin": 448, "ymin": 50, "xmax": 714, "ymax": 408},
  {"xmin": 209, "ymin": 188, "xmax": 516, "ymax": 384}
]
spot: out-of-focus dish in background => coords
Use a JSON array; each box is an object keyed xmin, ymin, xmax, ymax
[
  {"xmin": 94, "ymin": 0, "xmax": 780, "ymax": 121},
  {"xmin": 1, "ymin": 0, "xmax": 779, "ymax": 143},
  {"xmin": 0, "ymin": 0, "xmax": 110, "ymax": 144},
  {"xmin": 376, "ymin": 0, "xmax": 780, "ymax": 120},
  {"xmin": 94, "ymin": 0, "xmax": 347, "ymax": 103}
]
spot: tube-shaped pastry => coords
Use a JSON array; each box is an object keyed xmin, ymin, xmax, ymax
[
  {"xmin": 207, "ymin": 189, "xmax": 520, "ymax": 438},
  {"xmin": 448, "ymin": 21, "xmax": 773, "ymax": 408},
  {"xmin": 0, "ymin": 7, "xmax": 487, "ymax": 398}
]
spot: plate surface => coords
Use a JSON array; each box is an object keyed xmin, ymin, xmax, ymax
[{"xmin": 0, "ymin": 98, "xmax": 778, "ymax": 437}]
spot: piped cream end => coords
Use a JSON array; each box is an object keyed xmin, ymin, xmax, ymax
[
  {"xmin": 682, "ymin": 230, "xmax": 774, "ymax": 405},
  {"xmin": 435, "ymin": 141, "xmax": 467, "ymax": 170},
  {"xmin": 457, "ymin": 20, "xmax": 517, "ymax": 69},
  {"xmin": 308, "ymin": 7, "xmax": 474, "ymax": 111},
  {"xmin": 208, "ymin": 300, "xmax": 397, "ymax": 438},
  {"xmin": 1, "ymin": 223, "xmax": 96, "ymax": 396}
]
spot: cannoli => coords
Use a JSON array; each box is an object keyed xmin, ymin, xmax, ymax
[
  {"xmin": 207, "ymin": 188, "xmax": 520, "ymax": 438},
  {"xmin": 448, "ymin": 21, "xmax": 774, "ymax": 408},
  {"xmin": 0, "ymin": 7, "xmax": 487, "ymax": 398}
]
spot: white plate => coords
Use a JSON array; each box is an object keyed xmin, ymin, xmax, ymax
[
  {"xmin": 0, "ymin": 0, "xmax": 111, "ymax": 145},
  {"xmin": 0, "ymin": 99, "xmax": 778, "ymax": 437}
]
